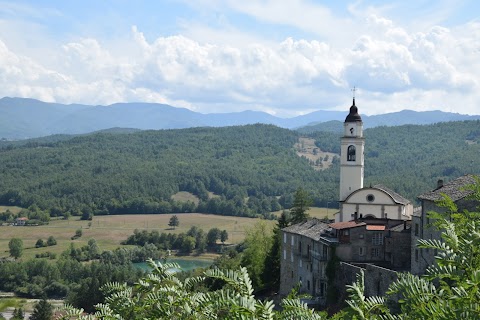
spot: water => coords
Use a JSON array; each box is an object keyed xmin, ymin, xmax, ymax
[{"xmin": 134, "ymin": 258, "xmax": 213, "ymax": 273}]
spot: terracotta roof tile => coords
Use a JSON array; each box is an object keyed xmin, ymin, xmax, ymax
[
  {"xmin": 366, "ymin": 225, "xmax": 385, "ymax": 231},
  {"xmin": 329, "ymin": 221, "xmax": 366, "ymax": 230}
]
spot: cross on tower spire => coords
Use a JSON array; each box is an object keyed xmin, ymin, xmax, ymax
[{"xmin": 351, "ymin": 86, "xmax": 356, "ymax": 106}]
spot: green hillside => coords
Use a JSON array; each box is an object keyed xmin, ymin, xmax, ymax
[{"xmin": 0, "ymin": 122, "xmax": 478, "ymax": 219}]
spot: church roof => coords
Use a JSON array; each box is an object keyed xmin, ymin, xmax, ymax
[
  {"xmin": 373, "ymin": 184, "xmax": 411, "ymax": 205},
  {"xmin": 282, "ymin": 218, "xmax": 332, "ymax": 241},
  {"xmin": 417, "ymin": 174, "xmax": 477, "ymax": 202},
  {"xmin": 344, "ymin": 98, "xmax": 362, "ymax": 123},
  {"xmin": 341, "ymin": 185, "xmax": 411, "ymax": 205}
]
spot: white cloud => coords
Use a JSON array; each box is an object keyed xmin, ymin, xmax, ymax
[{"xmin": 0, "ymin": 1, "xmax": 479, "ymax": 116}]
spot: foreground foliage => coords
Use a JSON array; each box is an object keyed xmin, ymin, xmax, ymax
[
  {"xmin": 344, "ymin": 183, "xmax": 480, "ymax": 319},
  {"xmin": 61, "ymin": 260, "xmax": 326, "ymax": 320},
  {"xmin": 62, "ymin": 182, "xmax": 480, "ymax": 319}
]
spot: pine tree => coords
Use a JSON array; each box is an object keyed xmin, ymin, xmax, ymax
[
  {"xmin": 29, "ymin": 299, "xmax": 53, "ymax": 320},
  {"xmin": 290, "ymin": 188, "xmax": 313, "ymax": 224}
]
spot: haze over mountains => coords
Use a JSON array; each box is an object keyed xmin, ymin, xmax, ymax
[{"xmin": 1, "ymin": 97, "xmax": 479, "ymax": 140}]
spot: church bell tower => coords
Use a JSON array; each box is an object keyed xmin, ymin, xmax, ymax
[{"xmin": 339, "ymin": 98, "xmax": 364, "ymax": 202}]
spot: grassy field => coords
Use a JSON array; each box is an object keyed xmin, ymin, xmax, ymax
[
  {"xmin": 0, "ymin": 206, "xmax": 22, "ymax": 214},
  {"xmin": 272, "ymin": 206, "xmax": 335, "ymax": 220},
  {"xmin": 0, "ymin": 213, "xmax": 276, "ymax": 260}
]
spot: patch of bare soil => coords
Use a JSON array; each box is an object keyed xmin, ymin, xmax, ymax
[{"xmin": 294, "ymin": 137, "xmax": 339, "ymax": 171}]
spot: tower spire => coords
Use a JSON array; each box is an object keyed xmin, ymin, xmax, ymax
[{"xmin": 351, "ymin": 86, "xmax": 356, "ymax": 105}]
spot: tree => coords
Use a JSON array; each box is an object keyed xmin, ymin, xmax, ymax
[
  {"xmin": 35, "ymin": 239, "xmax": 45, "ymax": 248},
  {"xmin": 168, "ymin": 215, "xmax": 179, "ymax": 229},
  {"xmin": 207, "ymin": 228, "xmax": 221, "ymax": 246},
  {"xmin": 181, "ymin": 236, "xmax": 196, "ymax": 253},
  {"xmin": 47, "ymin": 236, "xmax": 57, "ymax": 246},
  {"xmin": 29, "ymin": 299, "xmax": 53, "ymax": 320},
  {"xmin": 241, "ymin": 222, "xmax": 273, "ymax": 290},
  {"xmin": 11, "ymin": 307, "xmax": 24, "ymax": 320},
  {"xmin": 9, "ymin": 238, "xmax": 23, "ymax": 259},
  {"xmin": 290, "ymin": 188, "xmax": 313, "ymax": 224},
  {"xmin": 220, "ymin": 230, "xmax": 228, "ymax": 244},
  {"xmin": 87, "ymin": 239, "xmax": 99, "ymax": 259}
]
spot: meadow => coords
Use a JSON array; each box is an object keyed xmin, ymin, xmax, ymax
[{"xmin": 0, "ymin": 206, "xmax": 329, "ymax": 260}]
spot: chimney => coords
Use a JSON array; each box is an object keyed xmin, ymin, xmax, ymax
[
  {"xmin": 403, "ymin": 220, "xmax": 407, "ymax": 230},
  {"xmin": 437, "ymin": 179, "xmax": 444, "ymax": 189},
  {"xmin": 354, "ymin": 212, "xmax": 358, "ymax": 220}
]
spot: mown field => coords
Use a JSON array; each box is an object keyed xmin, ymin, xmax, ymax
[
  {"xmin": 0, "ymin": 206, "xmax": 330, "ymax": 260},
  {"xmin": 0, "ymin": 211, "xmax": 275, "ymax": 260}
]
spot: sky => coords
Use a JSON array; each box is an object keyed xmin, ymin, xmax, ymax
[{"xmin": 0, "ymin": 0, "xmax": 479, "ymax": 117}]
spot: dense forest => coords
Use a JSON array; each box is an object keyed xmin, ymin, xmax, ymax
[{"xmin": 0, "ymin": 121, "xmax": 479, "ymax": 218}]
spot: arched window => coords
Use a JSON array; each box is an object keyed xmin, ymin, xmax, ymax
[{"xmin": 347, "ymin": 145, "xmax": 356, "ymax": 161}]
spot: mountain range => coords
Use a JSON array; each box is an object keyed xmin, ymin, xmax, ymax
[{"xmin": 1, "ymin": 97, "xmax": 479, "ymax": 139}]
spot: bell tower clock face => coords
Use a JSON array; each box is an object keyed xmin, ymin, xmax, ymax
[{"xmin": 350, "ymin": 127, "xmax": 354, "ymax": 135}]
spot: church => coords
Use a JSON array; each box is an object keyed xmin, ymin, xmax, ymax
[
  {"xmin": 279, "ymin": 98, "xmax": 414, "ymax": 304},
  {"xmin": 336, "ymin": 99, "xmax": 413, "ymax": 222}
]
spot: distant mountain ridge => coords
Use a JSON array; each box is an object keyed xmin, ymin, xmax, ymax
[{"xmin": 1, "ymin": 97, "xmax": 479, "ymax": 139}]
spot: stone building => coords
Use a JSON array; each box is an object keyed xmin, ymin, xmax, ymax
[
  {"xmin": 411, "ymin": 174, "xmax": 479, "ymax": 275},
  {"xmin": 279, "ymin": 218, "xmax": 336, "ymax": 306},
  {"xmin": 331, "ymin": 218, "xmax": 411, "ymax": 271}
]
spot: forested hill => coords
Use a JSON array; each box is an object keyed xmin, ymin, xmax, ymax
[
  {"xmin": 0, "ymin": 125, "xmax": 339, "ymax": 218},
  {"xmin": 0, "ymin": 122, "xmax": 479, "ymax": 219},
  {"xmin": 307, "ymin": 120, "xmax": 480, "ymax": 201}
]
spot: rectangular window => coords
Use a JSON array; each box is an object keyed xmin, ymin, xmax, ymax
[
  {"xmin": 371, "ymin": 248, "xmax": 380, "ymax": 257},
  {"xmin": 299, "ymin": 259, "xmax": 302, "ymax": 268},
  {"xmin": 283, "ymin": 249, "xmax": 286, "ymax": 260},
  {"xmin": 359, "ymin": 247, "xmax": 365, "ymax": 256},
  {"xmin": 344, "ymin": 229, "xmax": 349, "ymax": 236},
  {"xmin": 372, "ymin": 233, "xmax": 383, "ymax": 246},
  {"xmin": 323, "ymin": 245, "xmax": 328, "ymax": 258},
  {"xmin": 320, "ymin": 282, "xmax": 326, "ymax": 297},
  {"xmin": 307, "ymin": 280, "xmax": 310, "ymax": 290},
  {"xmin": 291, "ymin": 252, "xmax": 294, "ymax": 262},
  {"xmin": 283, "ymin": 233, "xmax": 287, "ymax": 243},
  {"xmin": 291, "ymin": 235, "xmax": 295, "ymax": 246},
  {"xmin": 415, "ymin": 249, "xmax": 419, "ymax": 262},
  {"xmin": 299, "ymin": 241, "xmax": 302, "ymax": 254},
  {"xmin": 415, "ymin": 224, "xmax": 419, "ymax": 236}
]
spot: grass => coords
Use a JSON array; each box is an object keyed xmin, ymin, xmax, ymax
[
  {"xmin": 0, "ymin": 213, "xmax": 276, "ymax": 260},
  {"xmin": 272, "ymin": 206, "xmax": 335, "ymax": 220},
  {"xmin": 0, "ymin": 298, "xmax": 26, "ymax": 312},
  {"xmin": 0, "ymin": 206, "xmax": 22, "ymax": 214},
  {"xmin": 171, "ymin": 192, "xmax": 200, "ymax": 205}
]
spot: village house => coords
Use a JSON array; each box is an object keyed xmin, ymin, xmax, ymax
[
  {"xmin": 411, "ymin": 174, "xmax": 479, "ymax": 275},
  {"xmin": 14, "ymin": 217, "xmax": 28, "ymax": 226}
]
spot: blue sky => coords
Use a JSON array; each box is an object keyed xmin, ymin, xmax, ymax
[{"xmin": 0, "ymin": 0, "xmax": 479, "ymax": 116}]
